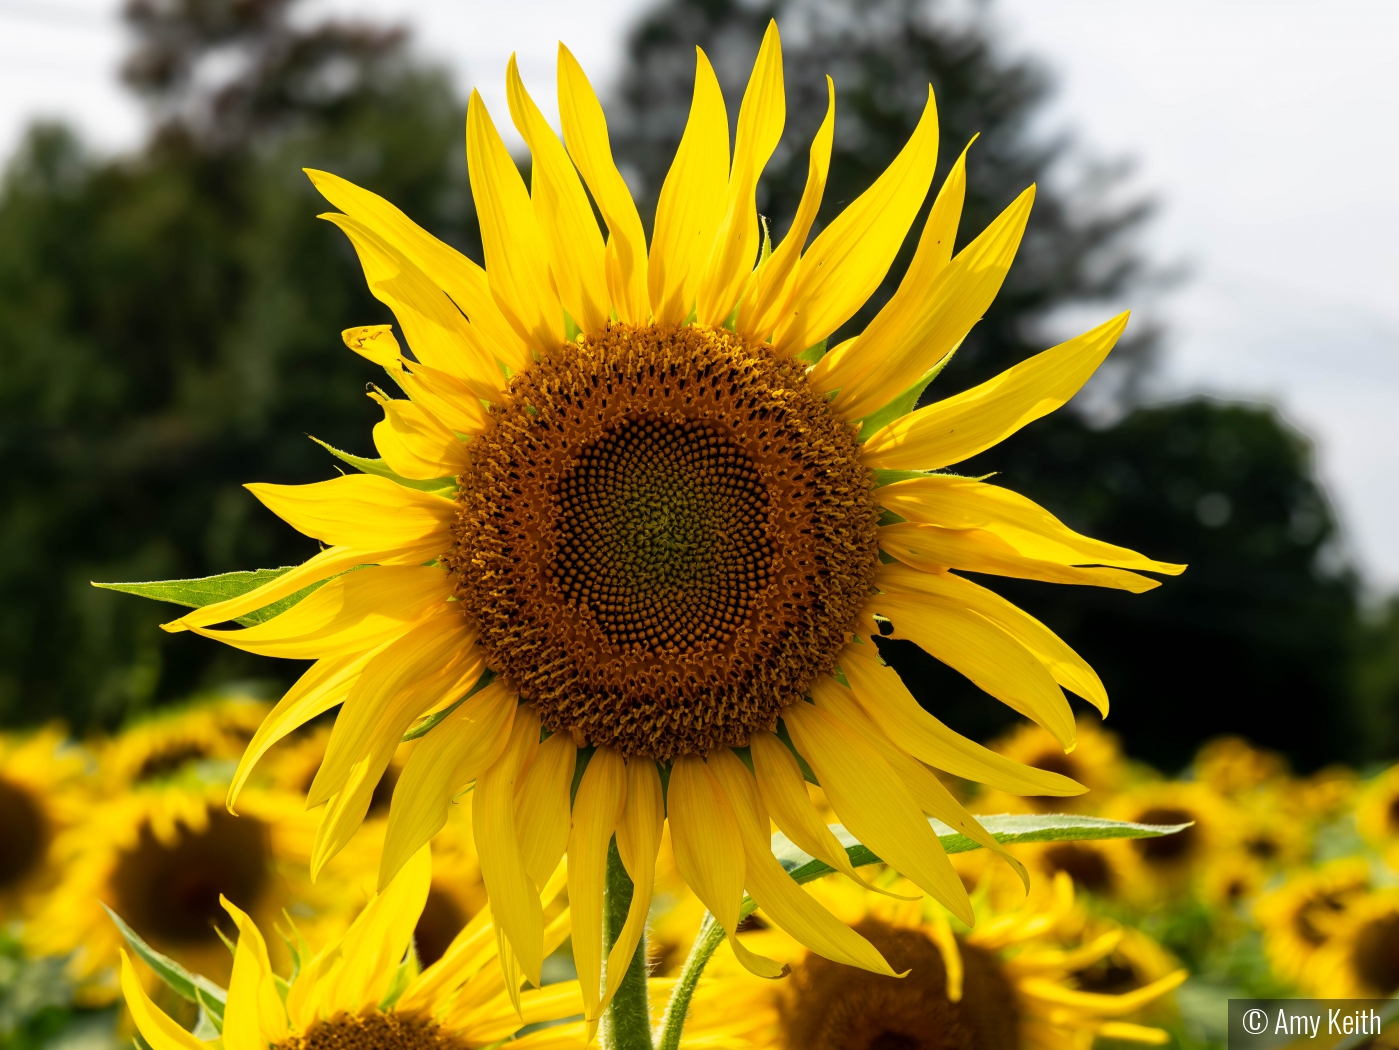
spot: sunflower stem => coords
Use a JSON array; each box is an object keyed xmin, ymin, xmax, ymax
[
  {"xmin": 601, "ymin": 839, "xmax": 653, "ymax": 1050},
  {"xmin": 657, "ymin": 897, "xmax": 759, "ymax": 1050}
]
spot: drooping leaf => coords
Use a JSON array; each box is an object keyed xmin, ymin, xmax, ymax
[
  {"xmin": 310, "ymin": 436, "xmax": 457, "ymax": 495},
  {"xmin": 771, "ymin": 813, "xmax": 1193, "ymax": 884},
  {"xmin": 94, "ymin": 568, "xmax": 331, "ymax": 627},
  {"xmin": 103, "ymin": 904, "xmax": 227, "ymax": 1023}
]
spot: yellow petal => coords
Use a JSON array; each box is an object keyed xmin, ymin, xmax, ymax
[
  {"xmin": 326, "ymin": 845, "xmax": 434, "ymax": 1013},
  {"xmin": 782, "ymin": 701, "xmax": 973, "ymax": 925},
  {"xmin": 371, "ymin": 393, "xmax": 472, "ymax": 481},
  {"xmin": 229, "ymin": 651, "xmax": 372, "ymax": 812},
  {"xmin": 817, "ymin": 175, "xmax": 1032, "ymax": 423},
  {"xmin": 809, "ymin": 678, "xmax": 1027, "ymax": 890},
  {"xmin": 862, "ymin": 312, "xmax": 1130, "ymax": 470},
  {"xmin": 736, "ymin": 75, "xmax": 834, "ymax": 345},
  {"xmin": 708, "ymin": 748, "xmax": 897, "ymax": 975},
  {"xmin": 515, "ymin": 731, "xmax": 577, "ymax": 889},
  {"xmin": 695, "ymin": 20, "xmax": 785, "ymax": 327},
  {"xmin": 773, "ymin": 84, "xmax": 938, "ymax": 358},
  {"xmin": 188, "ymin": 564, "xmax": 450, "ymax": 661},
  {"xmin": 837, "ymin": 641, "xmax": 1085, "ymax": 797},
  {"xmin": 877, "ymin": 473, "xmax": 1186, "ymax": 576},
  {"xmin": 1018, "ymin": 970, "xmax": 1188, "ymax": 1016},
  {"xmin": 880, "ymin": 521, "xmax": 1160, "ymax": 592},
  {"xmin": 379, "ymin": 680, "xmax": 518, "ymax": 888},
  {"xmin": 567, "ymin": 747, "xmax": 627, "ymax": 1021},
  {"xmin": 475, "ymin": 705, "xmax": 546, "ymax": 987},
  {"xmin": 648, "ymin": 48, "xmax": 729, "ymax": 326},
  {"xmin": 749, "ymin": 731, "xmax": 910, "ymax": 897},
  {"xmin": 220, "ymin": 897, "xmax": 288, "ymax": 1050},
  {"xmin": 506, "ymin": 55, "xmax": 610, "ymax": 337},
  {"xmin": 384, "ymin": 354, "xmax": 492, "ymax": 436},
  {"xmin": 879, "ymin": 561, "xmax": 1108, "ymax": 716},
  {"xmin": 557, "ymin": 44, "xmax": 650, "ymax": 324},
  {"xmin": 320, "ymin": 212, "xmax": 507, "ymax": 393},
  {"xmin": 1095, "ymin": 1023, "xmax": 1173, "ymax": 1045},
  {"xmin": 603, "ymin": 758, "xmax": 663, "ymax": 1012},
  {"xmin": 467, "ymin": 89, "xmax": 563, "ymax": 355},
  {"xmin": 306, "ymin": 169, "xmax": 531, "ymax": 373},
  {"xmin": 667, "ymin": 754, "xmax": 787, "ymax": 979},
  {"xmin": 244, "ymin": 473, "xmax": 455, "ymax": 550},
  {"xmin": 119, "ymin": 951, "xmax": 208, "ymax": 1050},
  {"xmin": 869, "ymin": 588, "xmax": 1076, "ymax": 746}
]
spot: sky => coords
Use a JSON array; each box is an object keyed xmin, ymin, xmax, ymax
[{"xmin": 2, "ymin": 0, "xmax": 1396, "ymax": 588}]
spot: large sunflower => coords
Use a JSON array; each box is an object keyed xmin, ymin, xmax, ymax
[
  {"xmin": 120, "ymin": 847, "xmax": 587, "ymax": 1050},
  {"xmin": 138, "ymin": 22, "xmax": 1181, "ymax": 1007},
  {"xmin": 674, "ymin": 870, "xmax": 1186, "ymax": 1050}
]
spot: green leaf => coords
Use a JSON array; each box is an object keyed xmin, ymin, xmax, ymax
[
  {"xmin": 401, "ymin": 669, "xmax": 497, "ymax": 741},
  {"xmin": 852, "ymin": 349, "xmax": 955, "ymax": 442},
  {"xmin": 103, "ymin": 904, "xmax": 227, "ymax": 1022},
  {"xmin": 795, "ymin": 339, "xmax": 827, "ymax": 365},
  {"xmin": 310, "ymin": 436, "xmax": 456, "ymax": 495},
  {"xmin": 193, "ymin": 989, "xmax": 223, "ymax": 1036},
  {"xmin": 771, "ymin": 813, "xmax": 1194, "ymax": 884},
  {"xmin": 94, "ymin": 568, "xmax": 331, "ymax": 627}
]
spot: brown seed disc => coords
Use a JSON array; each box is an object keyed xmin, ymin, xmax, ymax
[
  {"xmin": 779, "ymin": 917, "xmax": 1019, "ymax": 1050},
  {"xmin": 446, "ymin": 322, "xmax": 880, "ymax": 759},
  {"xmin": 275, "ymin": 1012, "xmax": 466, "ymax": 1050}
]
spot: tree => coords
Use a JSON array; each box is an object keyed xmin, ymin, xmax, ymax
[{"xmin": 0, "ymin": 0, "xmax": 478, "ymax": 729}]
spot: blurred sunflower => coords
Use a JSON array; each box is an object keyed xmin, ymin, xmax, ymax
[
  {"xmin": 1015, "ymin": 840, "xmax": 1129, "ymax": 899},
  {"xmin": 142, "ymin": 19, "xmax": 1182, "ymax": 1003},
  {"xmin": 1101, "ymin": 783, "xmax": 1232, "ymax": 904},
  {"xmin": 1356, "ymin": 764, "xmax": 1399, "ymax": 866},
  {"xmin": 121, "ymin": 847, "xmax": 587, "ymax": 1050},
  {"xmin": 1305, "ymin": 889, "xmax": 1399, "ymax": 998},
  {"xmin": 25, "ymin": 780, "xmax": 322, "ymax": 1003},
  {"xmin": 675, "ymin": 870, "xmax": 1186, "ymax": 1050},
  {"xmin": 1193, "ymin": 737, "xmax": 1288, "ymax": 799},
  {"xmin": 1255, "ymin": 858, "xmax": 1371, "ymax": 987},
  {"xmin": 977, "ymin": 719, "xmax": 1126, "ymax": 815},
  {"xmin": 100, "ymin": 696, "xmax": 271, "ymax": 787},
  {"xmin": 0, "ymin": 726, "xmax": 90, "ymax": 922}
]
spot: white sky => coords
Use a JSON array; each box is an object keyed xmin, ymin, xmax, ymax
[{"xmin": 2, "ymin": 0, "xmax": 1397, "ymax": 588}]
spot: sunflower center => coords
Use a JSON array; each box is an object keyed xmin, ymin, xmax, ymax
[
  {"xmin": 1295, "ymin": 892, "xmax": 1350, "ymax": 946},
  {"xmin": 1387, "ymin": 794, "xmax": 1399, "ymax": 833},
  {"xmin": 110, "ymin": 807, "xmax": 269, "ymax": 945},
  {"xmin": 1133, "ymin": 807, "xmax": 1198, "ymax": 863},
  {"xmin": 275, "ymin": 1012, "xmax": 463, "ymax": 1050},
  {"xmin": 1352, "ymin": 913, "xmax": 1399, "ymax": 995},
  {"xmin": 0, "ymin": 776, "xmax": 48, "ymax": 889},
  {"xmin": 1042, "ymin": 843, "xmax": 1114, "ymax": 893},
  {"xmin": 135, "ymin": 744, "xmax": 211, "ymax": 782},
  {"xmin": 779, "ymin": 918, "xmax": 1017, "ymax": 1050},
  {"xmin": 449, "ymin": 323, "xmax": 880, "ymax": 759}
]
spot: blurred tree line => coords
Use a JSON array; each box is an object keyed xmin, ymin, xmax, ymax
[{"xmin": 0, "ymin": 0, "xmax": 1393, "ymax": 769}]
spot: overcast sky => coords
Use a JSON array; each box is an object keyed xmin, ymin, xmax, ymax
[{"xmin": 2, "ymin": 0, "xmax": 1396, "ymax": 589}]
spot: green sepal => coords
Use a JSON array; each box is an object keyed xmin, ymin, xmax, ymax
[
  {"xmin": 795, "ymin": 339, "xmax": 827, "ymax": 365},
  {"xmin": 311, "ymin": 436, "xmax": 457, "ymax": 495},
  {"xmin": 871, "ymin": 468, "xmax": 934, "ymax": 488},
  {"xmin": 193, "ymin": 988, "xmax": 224, "ymax": 1036},
  {"xmin": 379, "ymin": 941, "xmax": 421, "ymax": 1011},
  {"xmin": 772, "ymin": 813, "xmax": 1194, "ymax": 884},
  {"xmin": 103, "ymin": 904, "xmax": 228, "ymax": 1022},
  {"xmin": 402, "ymin": 669, "xmax": 498, "ymax": 742},
  {"xmin": 851, "ymin": 348, "xmax": 956, "ymax": 443}
]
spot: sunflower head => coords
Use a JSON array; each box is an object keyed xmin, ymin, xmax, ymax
[
  {"xmin": 0, "ymin": 726, "xmax": 89, "ymax": 919},
  {"xmin": 101, "ymin": 696, "xmax": 271, "ymax": 787},
  {"xmin": 1102, "ymin": 782, "xmax": 1233, "ymax": 904},
  {"xmin": 1306, "ymin": 889, "xmax": 1399, "ymax": 998},
  {"xmin": 1255, "ymin": 858, "xmax": 1372, "ymax": 986},
  {"xmin": 1356, "ymin": 764, "xmax": 1399, "ymax": 853},
  {"xmin": 977, "ymin": 718, "xmax": 1126, "ymax": 815},
  {"xmin": 1193, "ymin": 737, "xmax": 1289, "ymax": 798}
]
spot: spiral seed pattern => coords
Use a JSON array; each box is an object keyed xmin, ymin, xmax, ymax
[
  {"xmin": 553, "ymin": 418, "xmax": 772, "ymax": 651},
  {"xmin": 447, "ymin": 322, "xmax": 880, "ymax": 759}
]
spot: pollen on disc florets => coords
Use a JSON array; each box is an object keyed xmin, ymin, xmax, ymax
[
  {"xmin": 275, "ymin": 1013, "xmax": 465, "ymax": 1050},
  {"xmin": 446, "ymin": 322, "xmax": 880, "ymax": 760}
]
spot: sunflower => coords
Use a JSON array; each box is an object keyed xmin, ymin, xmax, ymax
[
  {"xmin": 25, "ymin": 778, "xmax": 329, "ymax": 1003},
  {"xmin": 975, "ymin": 718, "xmax": 1127, "ymax": 815},
  {"xmin": 1304, "ymin": 888, "xmax": 1399, "ymax": 998},
  {"xmin": 0, "ymin": 726, "xmax": 91, "ymax": 922},
  {"xmin": 100, "ymin": 696, "xmax": 272, "ymax": 787},
  {"xmin": 1356, "ymin": 764, "xmax": 1399, "ymax": 866},
  {"xmin": 120, "ymin": 846, "xmax": 588, "ymax": 1050},
  {"xmin": 141, "ymin": 21, "xmax": 1182, "ymax": 1003},
  {"xmin": 1192, "ymin": 737, "xmax": 1288, "ymax": 799},
  {"xmin": 1255, "ymin": 858, "xmax": 1372, "ymax": 988},
  {"xmin": 1013, "ymin": 840, "xmax": 1130, "ymax": 899},
  {"xmin": 673, "ymin": 870, "xmax": 1187, "ymax": 1050},
  {"xmin": 1099, "ymin": 783, "xmax": 1232, "ymax": 905}
]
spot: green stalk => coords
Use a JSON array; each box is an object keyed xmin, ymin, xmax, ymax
[
  {"xmin": 657, "ymin": 898, "xmax": 759, "ymax": 1050},
  {"xmin": 600, "ymin": 839, "xmax": 653, "ymax": 1050}
]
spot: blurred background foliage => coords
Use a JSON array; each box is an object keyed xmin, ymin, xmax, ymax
[{"xmin": 0, "ymin": 0, "xmax": 1392, "ymax": 770}]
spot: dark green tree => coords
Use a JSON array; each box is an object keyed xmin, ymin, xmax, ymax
[
  {"xmin": 0, "ymin": 0, "xmax": 478, "ymax": 729},
  {"xmin": 611, "ymin": 0, "xmax": 1363, "ymax": 768}
]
